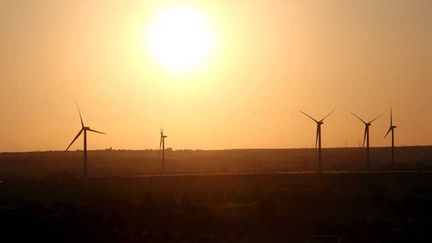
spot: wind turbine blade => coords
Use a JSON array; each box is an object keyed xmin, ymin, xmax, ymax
[
  {"xmin": 74, "ymin": 99, "xmax": 84, "ymax": 128},
  {"xmin": 87, "ymin": 128, "xmax": 106, "ymax": 134},
  {"xmin": 369, "ymin": 114, "xmax": 382, "ymax": 124},
  {"xmin": 351, "ymin": 112, "xmax": 367, "ymax": 124},
  {"xmin": 300, "ymin": 111, "xmax": 319, "ymax": 123},
  {"xmin": 320, "ymin": 109, "xmax": 335, "ymax": 122},
  {"xmin": 159, "ymin": 137, "xmax": 163, "ymax": 150},
  {"xmin": 65, "ymin": 129, "xmax": 83, "ymax": 151},
  {"xmin": 363, "ymin": 127, "xmax": 367, "ymax": 147},
  {"xmin": 390, "ymin": 108, "xmax": 393, "ymax": 127},
  {"xmin": 315, "ymin": 125, "xmax": 319, "ymax": 148},
  {"xmin": 384, "ymin": 127, "xmax": 392, "ymax": 138}
]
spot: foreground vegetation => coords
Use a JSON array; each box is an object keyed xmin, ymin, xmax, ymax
[{"xmin": 1, "ymin": 173, "xmax": 431, "ymax": 242}]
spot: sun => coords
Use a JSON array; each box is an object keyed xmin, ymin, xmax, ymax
[{"xmin": 147, "ymin": 6, "xmax": 215, "ymax": 73}]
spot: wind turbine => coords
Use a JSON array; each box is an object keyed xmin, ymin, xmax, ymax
[
  {"xmin": 159, "ymin": 128, "xmax": 167, "ymax": 174},
  {"xmin": 300, "ymin": 110, "xmax": 334, "ymax": 173},
  {"xmin": 351, "ymin": 112, "xmax": 381, "ymax": 170},
  {"xmin": 384, "ymin": 108, "xmax": 397, "ymax": 164},
  {"xmin": 65, "ymin": 102, "xmax": 106, "ymax": 178}
]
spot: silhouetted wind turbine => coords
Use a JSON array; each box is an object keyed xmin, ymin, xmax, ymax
[
  {"xmin": 65, "ymin": 102, "xmax": 106, "ymax": 178},
  {"xmin": 384, "ymin": 108, "xmax": 397, "ymax": 164},
  {"xmin": 351, "ymin": 112, "xmax": 381, "ymax": 170},
  {"xmin": 300, "ymin": 110, "xmax": 334, "ymax": 173},
  {"xmin": 159, "ymin": 128, "xmax": 167, "ymax": 174}
]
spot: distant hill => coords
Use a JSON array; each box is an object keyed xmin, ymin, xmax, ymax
[{"xmin": 1, "ymin": 146, "xmax": 432, "ymax": 179}]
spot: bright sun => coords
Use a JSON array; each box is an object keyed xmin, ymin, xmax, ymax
[{"xmin": 147, "ymin": 6, "xmax": 215, "ymax": 73}]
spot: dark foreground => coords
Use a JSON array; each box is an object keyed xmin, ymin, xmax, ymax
[{"xmin": 1, "ymin": 173, "xmax": 432, "ymax": 242}]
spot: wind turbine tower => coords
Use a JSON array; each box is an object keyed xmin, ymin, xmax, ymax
[
  {"xmin": 65, "ymin": 102, "xmax": 106, "ymax": 178},
  {"xmin": 384, "ymin": 108, "xmax": 397, "ymax": 164},
  {"xmin": 159, "ymin": 128, "xmax": 167, "ymax": 173},
  {"xmin": 351, "ymin": 112, "xmax": 381, "ymax": 170},
  {"xmin": 300, "ymin": 110, "xmax": 334, "ymax": 173}
]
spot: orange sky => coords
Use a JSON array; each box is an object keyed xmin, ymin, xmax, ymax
[{"xmin": 0, "ymin": 0, "xmax": 431, "ymax": 152}]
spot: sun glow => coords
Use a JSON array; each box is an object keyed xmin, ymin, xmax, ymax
[{"xmin": 146, "ymin": 6, "xmax": 215, "ymax": 73}]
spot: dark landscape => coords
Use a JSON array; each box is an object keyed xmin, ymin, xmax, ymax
[
  {"xmin": 1, "ymin": 147, "xmax": 432, "ymax": 242},
  {"xmin": 1, "ymin": 173, "xmax": 432, "ymax": 242},
  {"xmin": 1, "ymin": 146, "xmax": 432, "ymax": 179}
]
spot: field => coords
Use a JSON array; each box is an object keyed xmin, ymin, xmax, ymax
[
  {"xmin": 1, "ymin": 173, "xmax": 432, "ymax": 242},
  {"xmin": 1, "ymin": 147, "xmax": 432, "ymax": 242},
  {"xmin": 1, "ymin": 146, "xmax": 432, "ymax": 179}
]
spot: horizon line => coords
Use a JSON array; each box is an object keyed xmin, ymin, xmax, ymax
[{"xmin": 1, "ymin": 144, "xmax": 431, "ymax": 154}]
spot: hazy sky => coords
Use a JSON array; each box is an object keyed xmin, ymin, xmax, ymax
[{"xmin": 0, "ymin": 0, "xmax": 431, "ymax": 152}]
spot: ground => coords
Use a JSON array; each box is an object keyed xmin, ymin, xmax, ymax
[{"xmin": 1, "ymin": 173, "xmax": 431, "ymax": 242}]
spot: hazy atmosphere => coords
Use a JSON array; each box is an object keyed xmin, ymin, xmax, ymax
[{"xmin": 1, "ymin": 0, "xmax": 431, "ymax": 152}]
